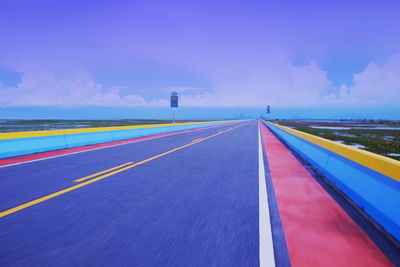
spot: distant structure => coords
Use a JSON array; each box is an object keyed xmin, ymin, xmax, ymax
[
  {"xmin": 170, "ymin": 91, "xmax": 178, "ymax": 123},
  {"xmin": 266, "ymin": 105, "xmax": 271, "ymax": 120}
]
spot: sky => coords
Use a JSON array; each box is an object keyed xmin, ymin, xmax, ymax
[{"xmin": 0, "ymin": 0, "xmax": 399, "ymax": 119}]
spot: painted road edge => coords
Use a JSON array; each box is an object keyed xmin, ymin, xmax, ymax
[
  {"xmin": 0, "ymin": 123, "xmax": 238, "ymax": 169},
  {"xmin": 266, "ymin": 121, "xmax": 400, "ymax": 182},
  {"xmin": 258, "ymin": 124, "xmax": 276, "ymax": 267},
  {"xmin": 0, "ymin": 120, "xmax": 239, "ymax": 139}
]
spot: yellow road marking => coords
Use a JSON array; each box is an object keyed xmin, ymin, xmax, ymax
[
  {"xmin": 191, "ymin": 138, "xmax": 203, "ymax": 143},
  {"xmin": 0, "ymin": 124, "xmax": 245, "ymax": 218},
  {"xmin": 74, "ymin": 162, "xmax": 134, "ymax": 182},
  {"xmin": 0, "ymin": 120, "xmax": 238, "ymax": 140}
]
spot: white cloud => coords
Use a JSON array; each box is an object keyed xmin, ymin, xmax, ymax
[
  {"xmin": 175, "ymin": 52, "xmax": 400, "ymax": 107},
  {"xmin": 163, "ymin": 86, "xmax": 210, "ymax": 94},
  {"xmin": 1, "ymin": 53, "xmax": 399, "ymax": 108},
  {"xmin": 0, "ymin": 65, "xmax": 166, "ymax": 107},
  {"xmin": 338, "ymin": 53, "xmax": 400, "ymax": 105},
  {"xmin": 176, "ymin": 56, "xmax": 338, "ymax": 107}
]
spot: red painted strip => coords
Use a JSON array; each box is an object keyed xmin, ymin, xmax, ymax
[
  {"xmin": 260, "ymin": 123, "xmax": 393, "ymax": 266},
  {"xmin": 0, "ymin": 124, "xmax": 228, "ymax": 167}
]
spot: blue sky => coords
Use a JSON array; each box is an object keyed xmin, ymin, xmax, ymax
[{"xmin": 0, "ymin": 0, "xmax": 399, "ymax": 119}]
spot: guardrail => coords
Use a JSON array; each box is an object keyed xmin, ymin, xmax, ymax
[
  {"xmin": 0, "ymin": 121, "xmax": 237, "ymax": 160},
  {"xmin": 263, "ymin": 121, "xmax": 400, "ymax": 242}
]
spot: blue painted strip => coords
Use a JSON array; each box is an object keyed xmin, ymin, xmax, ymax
[
  {"xmin": 0, "ymin": 121, "xmax": 236, "ymax": 159},
  {"xmin": 264, "ymin": 122, "xmax": 400, "ymax": 242}
]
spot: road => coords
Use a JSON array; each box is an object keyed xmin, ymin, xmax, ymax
[
  {"xmin": 0, "ymin": 120, "xmax": 396, "ymax": 266},
  {"xmin": 1, "ymin": 121, "xmax": 263, "ymax": 266}
]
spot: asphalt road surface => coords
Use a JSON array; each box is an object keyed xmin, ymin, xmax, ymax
[
  {"xmin": 0, "ymin": 120, "xmax": 396, "ymax": 266},
  {"xmin": 1, "ymin": 121, "xmax": 263, "ymax": 266}
]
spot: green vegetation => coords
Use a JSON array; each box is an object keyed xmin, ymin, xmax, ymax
[{"xmin": 274, "ymin": 120, "xmax": 400, "ymax": 160}]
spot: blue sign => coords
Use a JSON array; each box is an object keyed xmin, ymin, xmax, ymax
[{"xmin": 170, "ymin": 91, "xmax": 178, "ymax": 108}]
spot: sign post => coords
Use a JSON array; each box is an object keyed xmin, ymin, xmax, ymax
[
  {"xmin": 266, "ymin": 105, "xmax": 271, "ymax": 120},
  {"xmin": 170, "ymin": 91, "xmax": 178, "ymax": 123}
]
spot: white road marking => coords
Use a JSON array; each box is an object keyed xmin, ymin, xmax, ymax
[{"xmin": 258, "ymin": 124, "xmax": 276, "ymax": 267}]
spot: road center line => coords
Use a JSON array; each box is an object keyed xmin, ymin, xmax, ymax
[
  {"xmin": 0, "ymin": 124, "xmax": 246, "ymax": 218},
  {"xmin": 258, "ymin": 123, "xmax": 276, "ymax": 267},
  {"xmin": 74, "ymin": 162, "xmax": 134, "ymax": 182}
]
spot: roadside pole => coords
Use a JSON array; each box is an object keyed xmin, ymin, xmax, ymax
[
  {"xmin": 170, "ymin": 91, "xmax": 178, "ymax": 123},
  {"xmin": 266, "ymin": 105, "xmax": 271, "ymax": 121}
]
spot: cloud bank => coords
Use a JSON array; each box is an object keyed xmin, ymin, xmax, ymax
[{"xmin": 0, "ymin": 53, "xmax": 399, "ymax": 108}]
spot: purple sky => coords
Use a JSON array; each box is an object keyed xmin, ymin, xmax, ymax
[{"xmin": 0, "ymin": 0, "xmax": 399, "ymax": 118}]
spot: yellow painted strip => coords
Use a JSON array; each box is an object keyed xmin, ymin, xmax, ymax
[
  {"xmin": 74, "ymin": 162, "xmax": 134, "ymax": 182},
  {"xmin": 0, "ymin": 120, "xmax": 237, "ymax": 140},
  {"xmin": 0, "ymin": 123, "xmax": 245, "ymax": 218},
  {"xmin": 266, "ymin": 122, "xmax": 400, "ymax": 182},
  {"xmin": 192, "ymin": 138, "xmax": 203, "ymax": 143}
]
